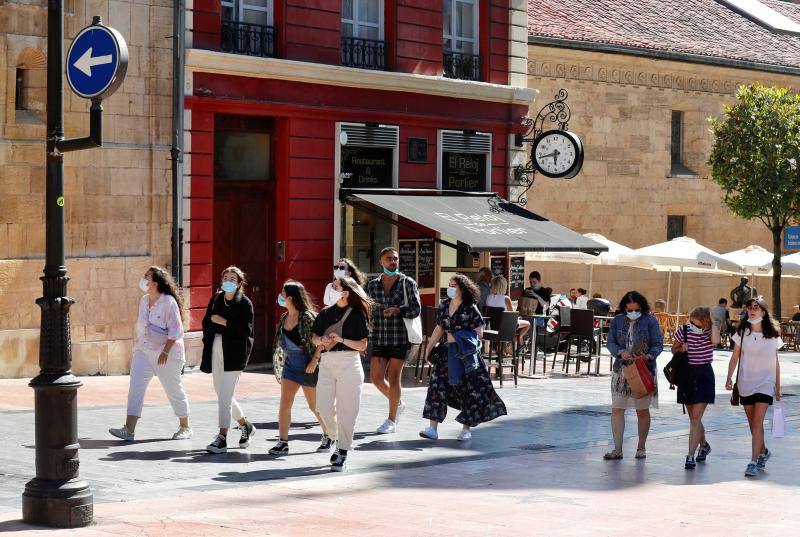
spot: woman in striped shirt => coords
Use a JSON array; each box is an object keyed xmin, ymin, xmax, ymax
[{"xmin": 672, "ymin": 306, "xmax": 720, "ymax": 470}]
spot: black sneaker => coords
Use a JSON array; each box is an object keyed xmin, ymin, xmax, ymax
[
  {"xmin": 685, "ymin": 456, "xmax": 696, "ymax": 470},
  {"xmin": 269, "ymin": 440, "xmax": 289, "ymax": 456},
  {"xmin": 696, "ymin": 442, "xmax": 711, "ymax": 462},
  {"xmin": 331, "ymin": 451, "xmax": 347, "ymax": 472},
  {"xmin": 239, "ymin": 421, "xmax": 256, "ymax": 448},
  {"xmin": 330, "ymin": 448, "xmax": 339, "ymax": 464},
  {"xmin": 317, "ymin": 435, "xmax": 334, "ymax": 453},
  {"xmin": 206, "ymin": 434, "xmax": 227, "ymax": 454}
]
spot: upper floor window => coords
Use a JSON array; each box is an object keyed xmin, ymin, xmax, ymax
[
  {"xmin": 220, "ymin": 0, "xmax": 276, "ymax": 57},
  {"xmin": 670, "ymin": 110, "xmax": 696, "ymax": 176},
  {"xmin": 222, "ymin": 0, "xmax": 273, "ymax": 26},
  {"xmin": 667, "ymin": 215, "xmax": 686, "ymax": 241},
  {"xmin": 443, "ymin": 0, "xmax": 481, "ymax": 81},
  {"xmin": 341, "ymin": 0, "xmax": 386, "ymax": 70}
]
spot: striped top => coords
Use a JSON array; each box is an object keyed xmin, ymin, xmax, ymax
[{"xmin": 673, "ymin": 323, "xmax": 714, "ymax": 365}]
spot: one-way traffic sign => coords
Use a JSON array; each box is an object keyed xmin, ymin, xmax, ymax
[{"xmin": 66, "ymin": 22, "xmax": 128, "ymax": 100}]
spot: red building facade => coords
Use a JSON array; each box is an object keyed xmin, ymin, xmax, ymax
[{"xmin": 184, "ymin": 0, "xmax": 533, "ymax": 362}]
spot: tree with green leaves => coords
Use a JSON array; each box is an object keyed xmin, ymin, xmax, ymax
[{"xmin": 709, "ymin": 84, "xmax": 800, "ymax": 318}]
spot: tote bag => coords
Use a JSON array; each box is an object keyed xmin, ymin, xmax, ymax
[{"xmin": 402, "ymin": 278, "xmax": 423, "ymax": 344}]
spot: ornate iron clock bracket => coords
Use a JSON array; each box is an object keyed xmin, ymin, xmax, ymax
[{"xmin": 511, "ymin": 89, "xmax": 572, "ymax": 206}]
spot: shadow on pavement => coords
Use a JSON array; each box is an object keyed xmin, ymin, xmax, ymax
[{"xmin": 79, "ymin": 438, "xmax": 172, "ymax": 449}]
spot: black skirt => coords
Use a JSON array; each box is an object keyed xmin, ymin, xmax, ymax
[{"xmin": 677, "ymin": 362, "xmax": 715, "ymax": 405}]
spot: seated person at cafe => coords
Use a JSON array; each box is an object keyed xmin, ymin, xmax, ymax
[
  {"xmin": 568, "ymin": 288, "xmax": 578, "ymax": 305},
  {"xmin": 653, "ymin": 299, "xmax": 667, "ymax": 313},
  {"xmin": 519, "ymin": 271, "xmax": 551, "ymax": 326},
  {"xmin": 486, "ymin": 275, "xmax": 531, "ymax": 346},
  {"xmin": 586, "ymin": 293, "xmax": 611, "ymax": 316},
  {"xmin": 574, "ymin": 288, "xmax": 589, "ymax": 310},
  {"xmin": 476, "ymin": 267, "xmax": 492, "ymax": 312},
  {"xmin": 792, "ymin": 305, "xmax": 800, "ymax": 322}
]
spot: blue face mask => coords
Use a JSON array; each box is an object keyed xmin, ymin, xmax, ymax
[
  {"xmin": 277, "ymin": 294, "xmax": 287, "ymax": 308},
  {"xmin": 446, "ymin": 287, "xmax": 457, "ymax": 299},
  {"xmin": 221, "ymin": 281, "xmax": 237, "ymax": 294},
  {"xmin": 383, "ymin": 267, "xmax": 399, "ymax": 277},
  {"xmin": 626, "ymin": 311, "xmax": 642, "ymax": 321}
]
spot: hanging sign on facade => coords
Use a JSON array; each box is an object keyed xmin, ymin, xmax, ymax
[
  {"xmin": 341, "ymin": 147, "xmax": 393, "ymax": 188},
  {"xmin": 441, "ymin": 152, "xmax": 487, "ymax": 191}
]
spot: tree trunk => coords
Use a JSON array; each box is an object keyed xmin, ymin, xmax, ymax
[{"xmin": 772, "ymin": 227, "xmax": 783, "ymax": 319}]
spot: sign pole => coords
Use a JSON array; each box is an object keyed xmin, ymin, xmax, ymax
[{"xmin": 23, "ymin": 8, "xmax": 126, "ymax": 528}]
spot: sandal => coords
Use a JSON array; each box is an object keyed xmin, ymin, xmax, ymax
[
  {"xmin": 635, "ymin": 448, "xmax": 647, "ymax": 459},
  {"xmin": 603, "ymin": 450, "xmax": 623, "ymax": 460}
]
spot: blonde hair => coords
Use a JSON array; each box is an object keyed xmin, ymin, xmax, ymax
[
  {"xmin": 490, "ymin": 275, "xmax": 508, "ymax": 295},
  {"xmin": 689, "ymin": 306, "xmax": 712, "ymax": 329}
]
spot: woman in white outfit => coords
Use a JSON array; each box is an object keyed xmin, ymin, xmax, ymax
[
  {"xmin": 109, "ymin": 266, "xmax": 191, "ymax": 441},
  {"xmin": 312, "ymin": 276, "xmax": 371, "ymax": 472},
  {"xmin": 201, "ymin": 266, "xmax": 256, "ymax": 454}
]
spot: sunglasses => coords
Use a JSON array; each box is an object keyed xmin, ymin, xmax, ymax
[
  {"xmin": 626, "ymin": 308, "xmax": 642, "ymax": 313},
  {"xmin": 334, "ymin": 265, "xmax": 347, "ymax": 271}
]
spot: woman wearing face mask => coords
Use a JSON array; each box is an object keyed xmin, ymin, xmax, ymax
[
  {"xmin": 268, "ymin": 280, "xmax": 331, "ymax": 455},
  {"xmin": 323, "ymin": 258, "xmax": 366, "ymax": 306},
  {"xmin": 671, "ymin": 306, "xmax": 720, "ymax": 470},
  {"xmin": 604, "ymin": 291, "xmax": 663, "ymax": 460},
  {"xmin": 311, "ymin": 276, "xmax": 371, "ymax": 471},
  {"xmin": 201, "ymin": 266, "xmax": 256, "ymax": 454},
  {"xmin": 420, "ymin": 275, "xmax": 507, "ymax": 441},
  {"xmin": 109, "ymin": 267, "xmax": 191, "ymax": 441},
  {"xmin": 726, "ymin": 298, "xmax": 783, "ymax": 477}
]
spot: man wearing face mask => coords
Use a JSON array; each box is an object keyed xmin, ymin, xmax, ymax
[{"xmin": 367, "ymin": 246, "xmax": 422, "ymax": 434}]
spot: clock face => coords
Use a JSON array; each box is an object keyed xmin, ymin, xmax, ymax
[{"xmin": 531, "ymin": 130, "xmax": 584, "ymax": 179}]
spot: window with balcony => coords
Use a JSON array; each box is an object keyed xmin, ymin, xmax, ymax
[
  {"xmin": 443, "ymin": 0, "xmax": 480, "ymax": 81},
  {"xmin": 221, "ymin": 0, "xmax": 276, "ymax": 57},
  {"xmin": 341, "ymin": 0, "xmax": 386, "ymax": 70}
]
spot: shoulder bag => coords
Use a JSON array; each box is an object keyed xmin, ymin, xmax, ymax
[
  {"xmin": 731, "ymin": 333, "xmax": 743, "ymax": 406},
  {"xmin": 663, "ymin": 324, "xmax": 690, "ymax": 390},
  {"xmin": 402, "ymin": 277, "xmax": 423, "ymax": 344}
]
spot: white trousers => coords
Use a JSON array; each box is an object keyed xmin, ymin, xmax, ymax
[
  {"xmin": 212, "ymin": 335, "xmax": 244, "ymax": 429},
  {"xmin": 127, "ymin": 348, "xmax": 190, "ymax": 419},
  {"xmin": 315, "ymin": 351, "xmax": 364, "ymax": 451}
]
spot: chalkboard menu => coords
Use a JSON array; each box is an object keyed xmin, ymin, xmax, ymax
[
  {"xmin": 491, "ymin": 256, "xmax": 507, "ymax": 278},
  {"xmin": 418, "ymin": 239, "xmax": 435, "ymax": 289},
  {"xmin": 407, "ymin": 138, "xmax": 428, "ymax": 163},
  {"xmin": 441, "ymin": 152, "xmax": 487, "ymax": 191},
  {"xmin": 399, "ymin": 241, "xmax": 417, "ymax": 277},
  {"xmin": 509, "ymin": 255, "xmax": 525, "ymax": 300},
  {"xmin": 341, "ymin": 146, "xmax": 393, "ymax": 188}
]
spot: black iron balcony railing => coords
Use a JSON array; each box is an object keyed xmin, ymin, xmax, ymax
[
  {"xmin": 221, "ymin": 20, "xmax": 277, "ymax": 58},
  {"xmin": 341, "ymin": 37, "xmax": 387, "ymax": 70},
  {"xmin": 443, "ymin": 50, "xmax": 482, "ymax": 81}
]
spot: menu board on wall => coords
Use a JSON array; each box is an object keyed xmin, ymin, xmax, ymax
[
  {"xmin": 399, "ymin": 241, "xmax": 417, "ymax": 278},
  {"xmin": 341, "ymin": 146, "xmax": 393, "ymax": 188},
  {"xmin": 490, "ymin": 256, "xmax": 507, "ymax": 279},
  {"xmin": 441, "ymin": 151, "xmax": 487, "ymax": 192},
  {"xmin": 509, "ymin": 255, "xmax": 525, "ymax": 300},
  {"xmin": 418, "ymin": 239, "xmax": 436, "ymax": 289}
]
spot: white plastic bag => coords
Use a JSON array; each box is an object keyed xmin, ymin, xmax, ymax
[{"xmin": 772, "ymin": 401, "xmax": 785, "ymax": 438}]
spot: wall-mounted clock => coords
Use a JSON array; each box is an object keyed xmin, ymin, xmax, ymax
[{"xmin": 531, "ymin": 129, "xmax": 584, "ymax": 179}]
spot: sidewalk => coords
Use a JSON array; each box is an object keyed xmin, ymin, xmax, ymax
[{"xmin": 1, "ymin": 351, "xmax": 798, "ymax": 536}]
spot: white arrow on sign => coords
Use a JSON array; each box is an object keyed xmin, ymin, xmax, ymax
[{"xmin": 73, "ymin": 47, "xmax": 113, "ymax": 77}]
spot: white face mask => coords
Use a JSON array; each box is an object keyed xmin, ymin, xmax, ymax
[
  {"xmin": 747, "ymin": 316, "xmax": 763, "ymax": 325},
  {"xmin": 138, "ymin": 277, "xmax": 150, "ymax": 293},
  {"xmin": 333, "ymin": 269, "xmax": 347, "ymax": 279},
  {"xmin": 688, "ymin": 323, "xmax": 704, "ymax": 334},
  {"xmin": 328, "ymin": 289, "xmax": 343, "ymax": 304},
  {"xmin": 626, "ymin": 311, "xmax": 642, "ymax": 321}
]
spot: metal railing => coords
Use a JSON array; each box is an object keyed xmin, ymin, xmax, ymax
[
  {"xmin": 341, "ymin": 37, "xmax": 387, "ymax": 70},
  {"xmin": 443, "ymin": 50, "xmax": 482, "ymax": 81},
  {"xmin": 221, "ymin": 20, "xmax": 277, "ymax": 58}
]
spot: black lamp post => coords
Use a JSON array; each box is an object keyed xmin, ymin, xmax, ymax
[{"xmin": 22, "ymin": 5, "xmax": 127, "ymax": 528}]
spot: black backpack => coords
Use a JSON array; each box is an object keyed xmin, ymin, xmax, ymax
[{"xmin": 663, "ymin": 324, "xmax": 690, "ymax": 389}]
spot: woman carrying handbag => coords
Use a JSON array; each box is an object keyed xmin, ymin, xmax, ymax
[{"xmin": 726, "ymin": 297, "xmax": 783, "ymax": 477}]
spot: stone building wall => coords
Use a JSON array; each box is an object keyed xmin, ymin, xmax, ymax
[
  {"xmin": 523, "ymin": 45, "xmax": 800, "ymax": 314},
  {"xmin": 0, "ymin": 1, "xmax": 177, "ymax": 378}
]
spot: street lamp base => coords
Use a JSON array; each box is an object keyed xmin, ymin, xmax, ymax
[{"xmin": 22, "ymin": 477, "xmax": 93, "ymax": 528}]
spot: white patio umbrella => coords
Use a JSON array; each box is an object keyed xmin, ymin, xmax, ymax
[
  {"xmin": 626, "ymin": 237, "xmax": 743, "ymax": 313},
  {"xmin": 526, "ymin": 233, "xmax": 653, "ymax": 296},
  {"xmin": 721, "ymin": 245, "xmax": 800, "ymax": 297}
]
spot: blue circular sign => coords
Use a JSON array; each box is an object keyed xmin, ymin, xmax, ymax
[{"xmin": 66, "ymin": 24, "xmax": 128, "ymax": 100}]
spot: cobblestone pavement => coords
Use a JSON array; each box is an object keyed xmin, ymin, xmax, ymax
[{"xmin": 1, "ymin": 350, "xmax": 799, "ymax": 535}]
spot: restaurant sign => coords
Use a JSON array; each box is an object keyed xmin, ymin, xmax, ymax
[
  {"xmin": 441, "ymin": 151, "xmax": 487, "ymax": 191},
  {"xmin": 433, "ymin": 211, "xmax": 527, "ymax": 236},
  {"xmin": 341, "ymin": 147, "xmax": 393, "ymax": 188}
]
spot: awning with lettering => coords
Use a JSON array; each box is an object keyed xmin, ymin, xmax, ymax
[{"xmin": 340, "ymin": 189, "xmax": 607, "ymax": 253}]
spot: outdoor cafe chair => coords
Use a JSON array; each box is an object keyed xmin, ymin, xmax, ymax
[
  {"xmin": 483, "ymin": 310, "xmax": 520, "ymax": 387},
  {"xmin": 553, "ymin": 308, "xmax": 595, "ymax": 375}
]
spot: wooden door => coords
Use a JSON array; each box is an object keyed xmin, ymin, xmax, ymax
[{"xmin": 213, "ymin": 181, "xmax": 272, "ymax": 365}]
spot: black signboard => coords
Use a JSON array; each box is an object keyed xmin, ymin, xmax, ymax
[
  {"xmin": 509, "ymin": 255, "xmax": 525, "ymax": 300},
  {"xmin": 442, "ymin": 151, "xmax": 487, "ymax": 192},
  {"xmin": 399, "ymin": 241, "xmax": 417, "ymax": 278},
  {"xmin": 418, "ymin": 239, "xmax": 435, "ymax": 289},
  {"xmin": 341, "ymin": 146, "xmax": 393, "ymax": 188},
  {"xmin": 490, "ymin": 256, "xmax": 506, "ymax": 279},
  {"xmin": 407, "ymin": 138, "xmax": 428, "ymax": 163}
]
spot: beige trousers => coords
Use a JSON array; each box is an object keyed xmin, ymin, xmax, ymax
[{"xmin": 315, "ymin": 351, "xmax": 364, "ymax": 451}]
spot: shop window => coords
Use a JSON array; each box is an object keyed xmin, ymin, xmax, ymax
[
  {"xmin": 214, "ymin": 131, "xmax": 272, "ymax": 181},
  {"xmin": 670, "ymin": 111, "xmax": 696, "ymax": 176},
  {"xmin": 338, "ymin": 123, "xmax": 399, "ymax": 275},
  {"xmin": 438, "ymin": 130, "xmax": 491, "ymax": 192},
  {"xmin": 443, "ymin": 0, "xmax": 480, "ymax": 80},
  {"xmin": 667, "ymin": 215, "xmax": 686, "ymax": 241}
]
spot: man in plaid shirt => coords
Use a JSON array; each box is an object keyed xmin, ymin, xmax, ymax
[{"xmin": 367, "ymin": 247, "xmax": 421, "ymax": 434}]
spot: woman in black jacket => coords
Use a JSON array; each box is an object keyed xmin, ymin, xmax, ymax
[{"xmin": 201, "ymin": 266, "xmax": 256, "ymax": 454}]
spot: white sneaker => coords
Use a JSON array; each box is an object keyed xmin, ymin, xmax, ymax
[
  {"xmin": 172, "ymin": 426, "xmax": 193, "ymax": 440},
  {"xmin": 376, "ymin": 419, "xmax": 396, "ymax": 434},
  {"xmin": 457, "ymin": 429, "xmax": 472, "ymax": 442},
  {"xmin": 109, "ymin": 426, "xmax": 134, "ymax": 442},
  {"xmin": 396, "ymin": 401, "xmax": 406, "ymax": 423},
  {"xmin": 419, "ymin": 426, "xmax": 439, "ymax": 440}
]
